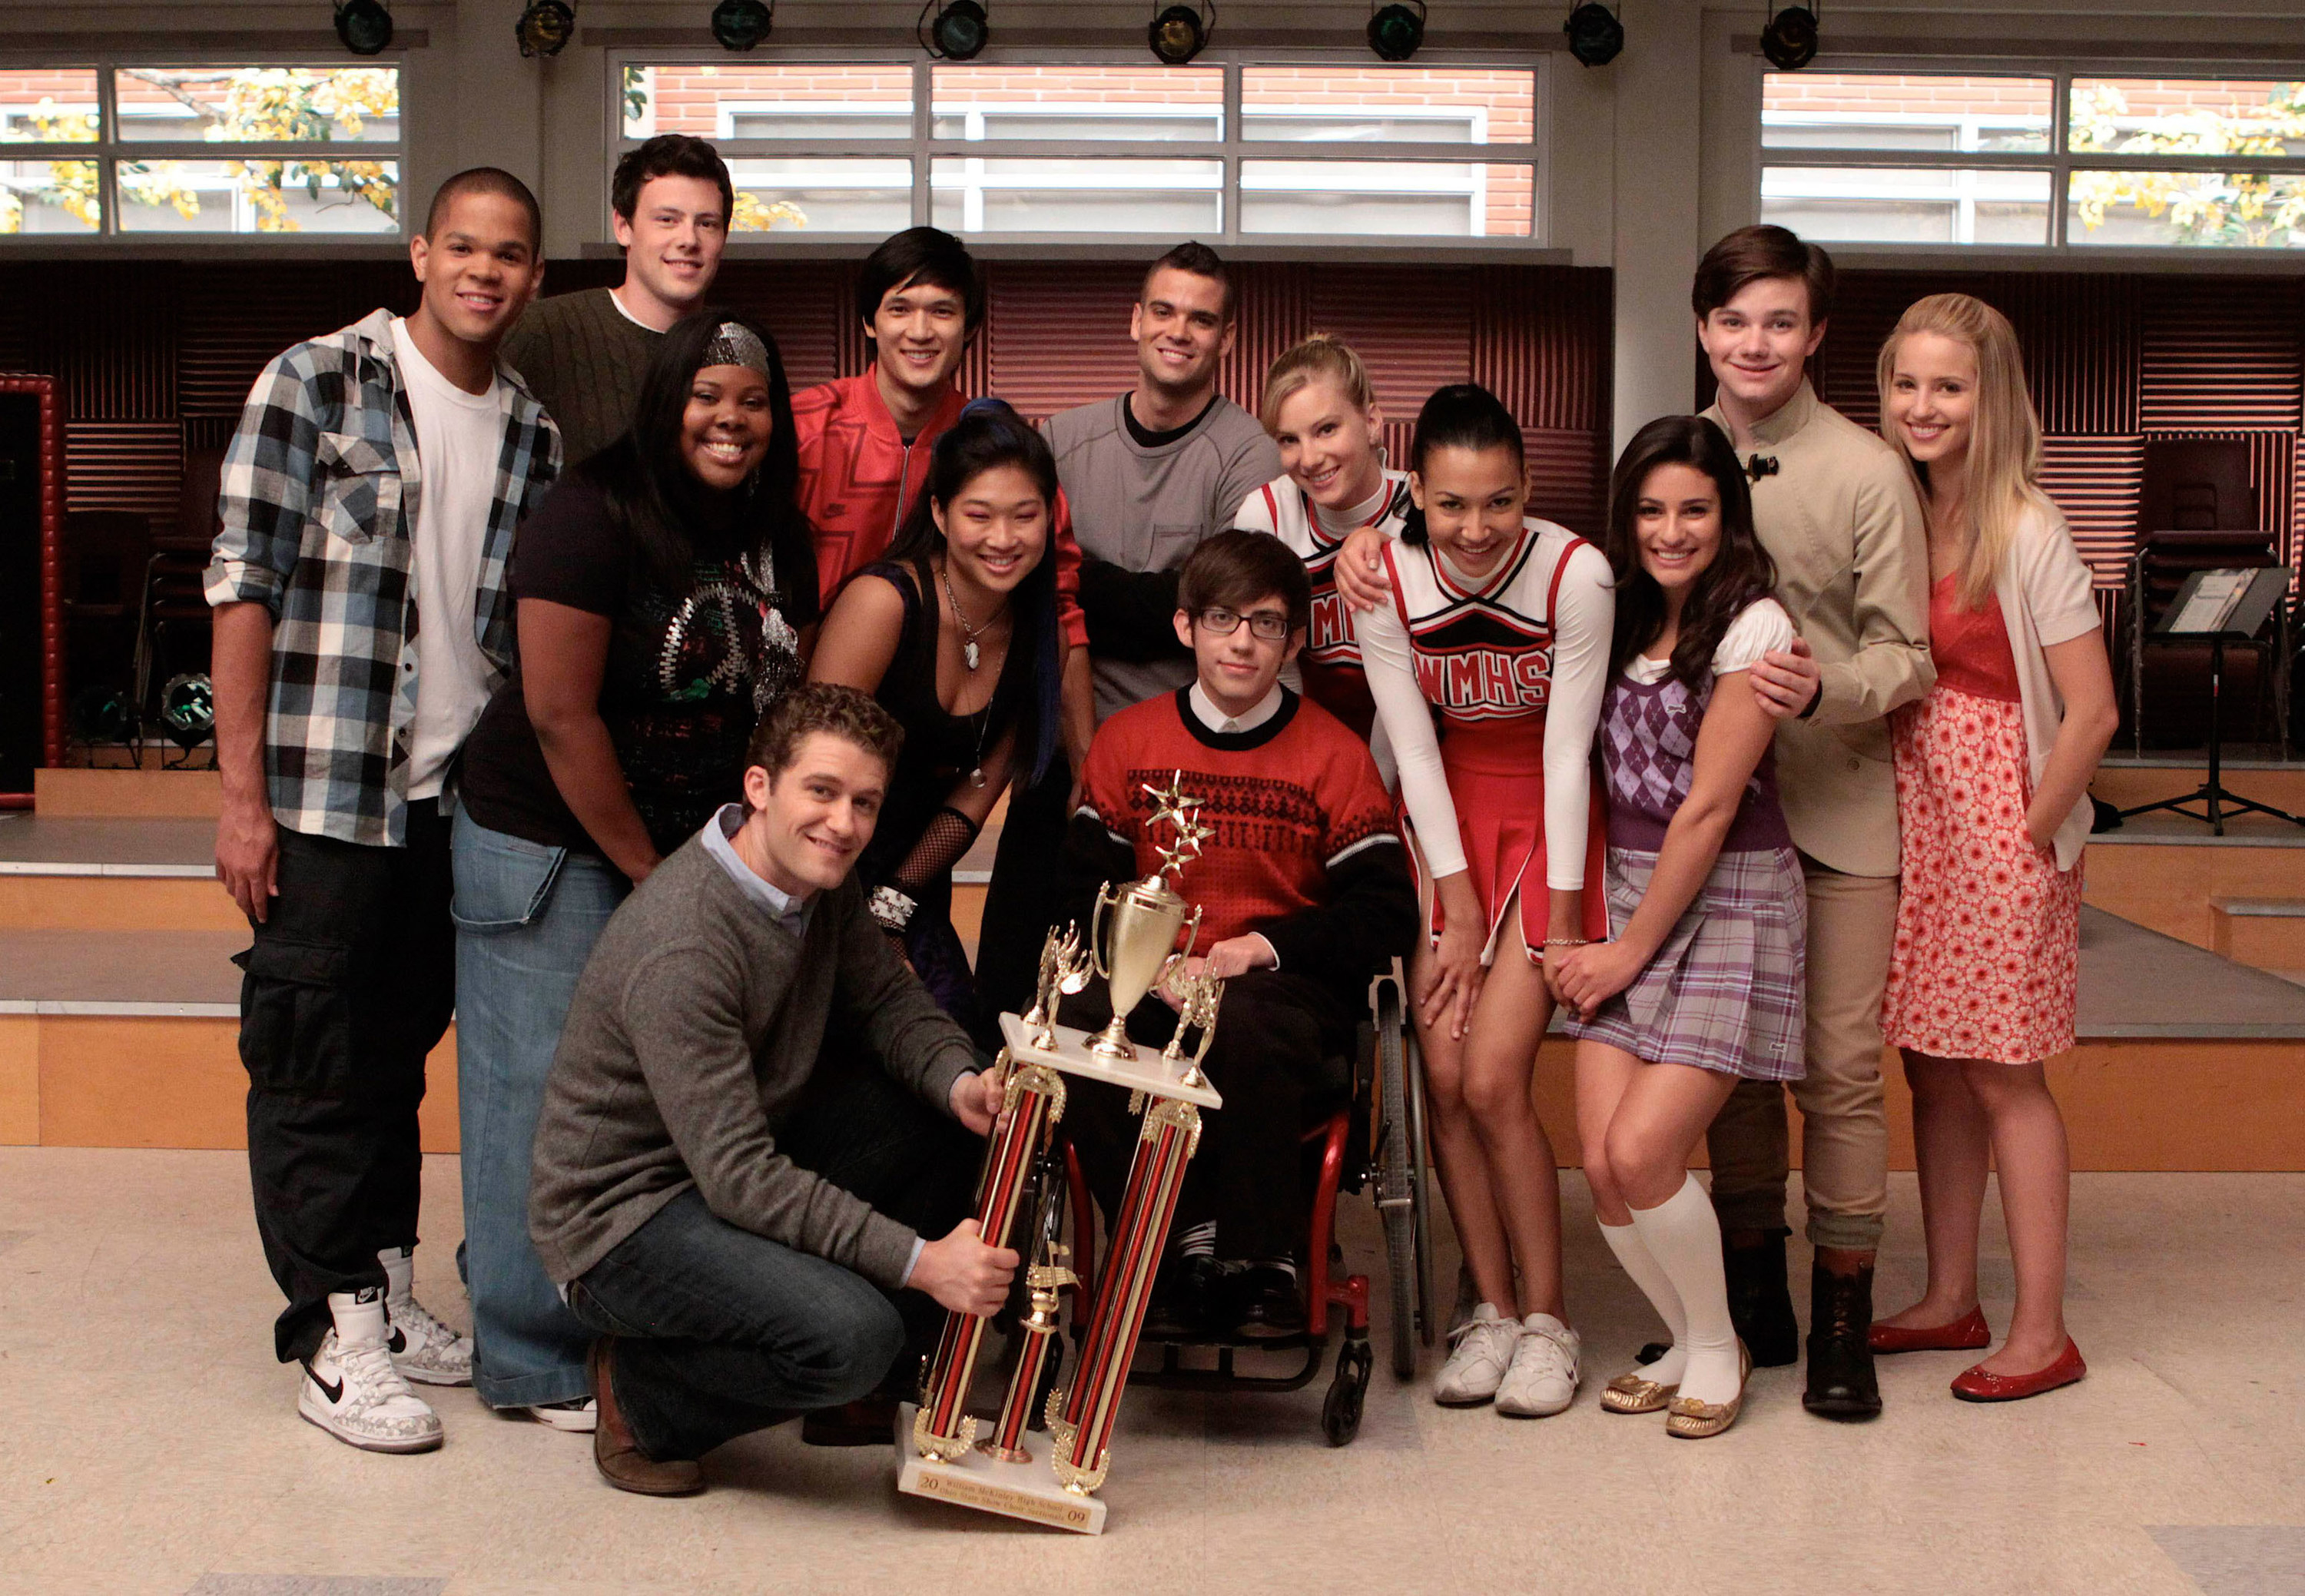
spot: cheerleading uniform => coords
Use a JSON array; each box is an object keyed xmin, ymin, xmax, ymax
[
  {"xmin": 1357, "ymin": 516, "xmax": 1613, "ymax": 963},
  {"xmin": 1232, "ymin": 467, "xmax": 1414, "ymax": 740}
]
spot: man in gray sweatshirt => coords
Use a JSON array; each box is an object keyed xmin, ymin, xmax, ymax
[
  {"xmin": 976, "ymin": 242, "xmax": 1284, "ymax": 1030},
  {"xmin": 530, "ymin": 684, "xmax": 1015, "ymax": 1496}
]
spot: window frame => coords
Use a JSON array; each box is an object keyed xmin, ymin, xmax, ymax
[
  {"xmin": 0, "ymin": 54, "xmax": 407, "ymax": 244},
  {"xmin": 613, "ymin": 51, "xmax": 1550, "ymax": 251},
  {"xmin": 1756, "ymin": 58, "xmax": 2305, "ymax": 258}
]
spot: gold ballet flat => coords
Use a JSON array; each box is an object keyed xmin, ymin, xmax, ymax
[
  {"xmin": 1664, "ymin": 1339, "xmax": 1752, "ymax": 1440},
  {"xmin": 1600, "ymin": 1372, "xmax": 1679, "ymax": 1414}
]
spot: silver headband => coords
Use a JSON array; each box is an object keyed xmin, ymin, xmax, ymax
[{"xmin": 700, "ymin": 321, "xmax": 771, "ymax": 377}]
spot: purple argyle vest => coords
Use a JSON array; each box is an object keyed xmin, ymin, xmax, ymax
[{"xmin": 1598, "ymin": 669, "xmax": 1793, "ymax": 854}]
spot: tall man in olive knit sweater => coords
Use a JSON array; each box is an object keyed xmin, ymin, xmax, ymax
[
  {"xmin": 499, "ymin": 135, "xmax": 732, "ymax": 466},
  {"xmin": 529, "ymin": 685, "xmax": 1014, "ymax": 1498}
]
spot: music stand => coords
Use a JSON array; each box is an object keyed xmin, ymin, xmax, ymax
[{"xmin": 2120, "ymin": 566, "xmax": 2305, "ymax": 835}]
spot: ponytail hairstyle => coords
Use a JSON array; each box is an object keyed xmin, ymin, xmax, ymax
[
  {"xmin": 882, "ymin": 398, "xmax": 1061, "ymax": 787},
  {"xmin": 1401, "ymin": 382, "xmax": 1525, "ymax": 546},
  {"xmin": 581, "ymin": 308, "xmax": 812, "ymax": 610},
  {"xmin": 1259, "ymin": 331, "xmax": 1378, "ymax": 434},
  {"xmin": 1876, "ymin": 292, "xmax": 2049, "ymax": 609},
  {"xmin": 1604, "ymin": 415, "xmax": 1779, "ymax": 689}
]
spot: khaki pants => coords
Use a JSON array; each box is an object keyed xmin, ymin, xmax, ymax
[{"xmin": 1704, "ymin": 856, "xmax": 1895, "ymax": 1252}]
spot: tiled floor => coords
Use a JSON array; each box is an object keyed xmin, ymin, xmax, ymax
[{"xmin": 4, "ymin": 1147, "xmax": 2300, "ymax": 1594}]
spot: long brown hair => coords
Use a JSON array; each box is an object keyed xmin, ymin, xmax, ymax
[
  {"xmin": 1876, "ymin": 293, "xmax": 2051, "ymax": 609},
  {"xmin": 1604, "ymin": 416, "xmax": 1779, "ymax": 688}
]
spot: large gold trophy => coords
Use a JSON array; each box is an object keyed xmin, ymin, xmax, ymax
[{"xmin": 897, "ymin": 772, "xmax": 1224, "ymax": 1535}]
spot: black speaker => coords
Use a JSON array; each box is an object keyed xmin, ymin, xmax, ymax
[{"xmin": 0, "ymin": 380, "xmax": 58, "ymax": 795}]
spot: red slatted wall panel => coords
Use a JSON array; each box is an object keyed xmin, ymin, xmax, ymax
[
  {"xmin": 2039, "ymin": 434, "xmax": 2144, "ymax": 586},
  {"xmin": 65, "ymin": 420, "xmax": 182, "ymax": 517},
  {"xmin": 2140, "ymin": 277, "xmax": 2300, "ymax": 432}
]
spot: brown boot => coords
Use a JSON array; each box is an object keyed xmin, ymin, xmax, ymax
[{"xmin": 589, "ymin": 1337, "xmax": 705, "ymax": 1496}]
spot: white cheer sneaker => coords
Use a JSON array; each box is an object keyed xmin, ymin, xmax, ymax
[
  {"xmin": 1434, "ymin": 1302, "xmax": 1523, "ymax": 1406},
  {"xmin": 300, "ymin": 1289, "xmax": 445, "ymax": 1454},
  {"xmin": 1495, "ymin": 1312, "xmax": 1581, "ymax": 1418},
  {"xmin": 378, "ymin": 1246, "xmax": 474, "ymax": 1387}
]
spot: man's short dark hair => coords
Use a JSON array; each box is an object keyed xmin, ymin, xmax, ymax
[
  {"xmin": 1179, "ymin": 530, "xmax": 1312, "ymax": 635},
  {"xmin": 745, "ymin": 682, "xmax": 904, "ymax": 783},
  {"xmin": 1692, "ymin": 224, "xmax": 1836, "ymax": 324},
  {"xmin": 424, "ymin": 167, "xmax": 542, "ymax": 252},
  {"xmin": 612, "ymin": 134, "xmax": 735, "ymax": 226},
  {"xmin": 854, "ymin": 226, "xmax": 984, "ymax": 333},
  {"xmin": 1143, "ymin": 240, "xmax": 1234, "ymax": 324}
]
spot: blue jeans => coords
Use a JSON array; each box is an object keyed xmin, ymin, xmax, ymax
[
  {"xmin": 451, "ymin": 812, "xmax": 627, "ymax": 1409},
  {"xmin": 563, "ymin": 1066, "xmax": 980, "ymax": 1462}
]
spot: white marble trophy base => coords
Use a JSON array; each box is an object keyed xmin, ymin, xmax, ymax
[
  {"xmin": 893, "ymin": 1404, "xmax": 1106, "ymax": 1534},
  {"xmin": 997, "ymin": 1011, "xmax": 1225, "ymax": 1109}
]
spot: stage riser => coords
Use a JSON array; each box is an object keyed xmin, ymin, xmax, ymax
[
  {"xmin": 2084, "ymin": 846, "xmax": 2305, "ymax": 952},
  {"xmin": 6, "ymin": 1019, "xmax": 2294, "ymax": 1173},
  {"xmin": 2211, "ymin": 908, "xmax": 2305, "ymax": 975},
  {"xmin": 2092, "ymin": 765, "xmax": 2305, "ymax": 813},
  {"xmin": 0, "ymin": 877, "xmax": 244, "ymax": 932}
]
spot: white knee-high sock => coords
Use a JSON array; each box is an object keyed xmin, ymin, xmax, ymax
[
  {"xmin": 1627, "ymin": 1174, "xmax": 1742, "ymax": 1406},
  {"xmin": 1598, "ymin": 1219, "xmax": 1687, "ymax": 1387}
]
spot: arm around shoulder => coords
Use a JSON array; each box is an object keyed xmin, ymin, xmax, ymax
[{"xmin": 1808, "ymin": 460, "xmax": 1935, "ymax": 726}]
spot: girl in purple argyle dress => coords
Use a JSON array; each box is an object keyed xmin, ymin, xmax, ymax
[{"xmin": 1552, "ymin": 416, "xmax": 1808, "ymax": 1440}]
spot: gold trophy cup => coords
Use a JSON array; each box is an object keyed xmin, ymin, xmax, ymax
[{"xmin": 1086, "ymin": 771, "xmax": 1213, "ymax": 1061}]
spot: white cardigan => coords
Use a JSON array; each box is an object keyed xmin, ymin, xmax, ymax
[{"xmin": 1990, "ymin": 499, "xmax": 2104, "ymax": 872}]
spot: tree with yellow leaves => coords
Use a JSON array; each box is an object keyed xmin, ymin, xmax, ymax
[
  {"xmin": 0, "ymin": 68, "xmax": 399, "ymax": 234},
  {"xmin": 2068, "ymin": 81, "xmax": 2305, "ymax": 247}
]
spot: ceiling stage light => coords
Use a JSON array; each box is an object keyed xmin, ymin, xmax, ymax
[
  {"xmin": 1367, "ymin": 0, "xmax": 1426, "ymax": 62},
  {"xmin": 333, "ymin": 0, "xmax": 394, "ymax": 55},
  {"xmin": 1760, "ymin": 4, "xmax": 1820, "ymax": 71},
  {"xmin": 711, "ymin": 0, "xmax": 775, "ymax": 51},
  {"xmin": 920, "ymin": 0, "xmax": 989, "ymax": 60},
  {"xmin": 1563, "ymin": 2, "xmax": 1623, "ymax": 68},
  {"xmin": 1148, "ymin": 2, "xmax": 1212, "ymax": 66},
  {"xmin": 514, "ymin": 0, "xmax": 575, "ymax": 58}
]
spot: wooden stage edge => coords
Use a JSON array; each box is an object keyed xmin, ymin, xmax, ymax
[{"xmin": 2, "ymin": 1020, "xmax": 2297, "ymax": 1173}]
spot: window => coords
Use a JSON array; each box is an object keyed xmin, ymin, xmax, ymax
[
  {"xmin": 617, "ymin": 61, "xmax": 1543, "ymax": 243},
  {"xmin": 1760, "ymin": 71, "xmax": 2305, "ymax": 250},
  {"xmin": 0, "ymin": 64, "xmax": 401, "ymax": 237}
]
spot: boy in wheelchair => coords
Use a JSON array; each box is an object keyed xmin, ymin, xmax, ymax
[{"xmin": 1057, "ymin": 531, "xmax": 1418, "ymax": 1341}]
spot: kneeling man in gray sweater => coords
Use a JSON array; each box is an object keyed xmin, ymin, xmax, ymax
[{"xmin": 530, "ymin": 683, "xmax": 1015, "ymax": 1496}]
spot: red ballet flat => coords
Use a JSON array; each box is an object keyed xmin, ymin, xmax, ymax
[
  {"xmin": 1949, "ymin": 1338, "xmax": 2086, "ymax": 1402},
  {"xmin": 1869, "ymin": 1306, "xmax": 1992, "ymax": 1354}
]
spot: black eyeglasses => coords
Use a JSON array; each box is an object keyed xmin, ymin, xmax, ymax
[{"xmin": 1195, "ymin": 606, "xmax": 1292, "ymax": 642}]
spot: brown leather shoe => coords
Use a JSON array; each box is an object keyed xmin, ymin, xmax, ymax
[
  {"xmin": 801, "ymin": 1395, "xmax": 901, "ymax": 1448},
  {"xmin": 589, "ymin": 1337, "xmax": 705, "ymax": 1496}
]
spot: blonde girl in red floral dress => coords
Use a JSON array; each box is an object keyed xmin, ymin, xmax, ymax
[{"xmin": 1870, "ymin": 295, "xmax": 2118, "ymax": 1403}]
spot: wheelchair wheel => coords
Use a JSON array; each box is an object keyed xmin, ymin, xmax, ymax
[
  {"xmin": 1373, "ymin": 977, "xmax": 1424, "ymax": 1379},
  {"xmin": 1322, "ymin": 1332, "xmax": 1372, "ymax": 1446},
  {"xmin": 1405, "ymin": 1019, "xmax": 1435, "ymax": 1351}
]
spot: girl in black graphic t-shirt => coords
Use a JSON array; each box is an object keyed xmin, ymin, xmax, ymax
[{"xmin": 452, "ymin": 311, "xmax": 815, "ymax": 1424}]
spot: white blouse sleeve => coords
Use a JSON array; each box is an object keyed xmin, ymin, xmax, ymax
[
  {"xmin": 1543, "ymin": 539, "xmax": 1615, "ymax": 891},
  {"xmin": 1358, "ymin": 589, "xmax": 1468, "ymax": 879},
  {"xmin": 1712, "ymin": 597, "xmax": 1797, "ymax": 675}
]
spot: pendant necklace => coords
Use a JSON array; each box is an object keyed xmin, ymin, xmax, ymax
[{"xmin": 940, "ymin": 560, "xmax": 990, "ymax": 671}]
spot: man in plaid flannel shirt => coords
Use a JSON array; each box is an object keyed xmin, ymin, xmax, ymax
[{"xmin": 206, "ymin": 168, "xmax": 559, "ymax": 1455}]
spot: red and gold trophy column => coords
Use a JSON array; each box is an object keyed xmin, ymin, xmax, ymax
[
  {"xmin": 1047, "ymin": 1089, "xmax": 1198, "ymax": 1491},
  {"xmin": 910, "ymin": 1051, "xmax": 1066, "ymax": 1464}
]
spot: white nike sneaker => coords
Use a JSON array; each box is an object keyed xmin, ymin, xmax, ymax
[
  {"xmin": 299, "ymin": 1289, "xmax": 444, "ymax": 1454},
  {"xmin": 1495, "ymin": 1312, "xmax": 1581, "ymax": 1418},
  {"xmin": 378, "ymin": 1246, "xmax": 473, "ymax": 1387},
  {"xmin": 1433, "ymin": 1302, "xmax": 1522, "ymax": 1406}
]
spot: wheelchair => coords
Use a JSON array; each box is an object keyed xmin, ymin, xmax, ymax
[{"xmin": 1057, "ymin": 960, "xmax": 1435, "ymax": 1445}]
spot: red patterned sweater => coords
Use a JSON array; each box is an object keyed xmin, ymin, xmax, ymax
[{"xmin": 1062, "ymin": 687, "xmax": 1417, "ymax": 994}]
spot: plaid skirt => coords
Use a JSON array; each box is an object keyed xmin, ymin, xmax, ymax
[{"xmin": 1561, "ymin": 844, "xmax": 1807, "ymax": 1082}]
